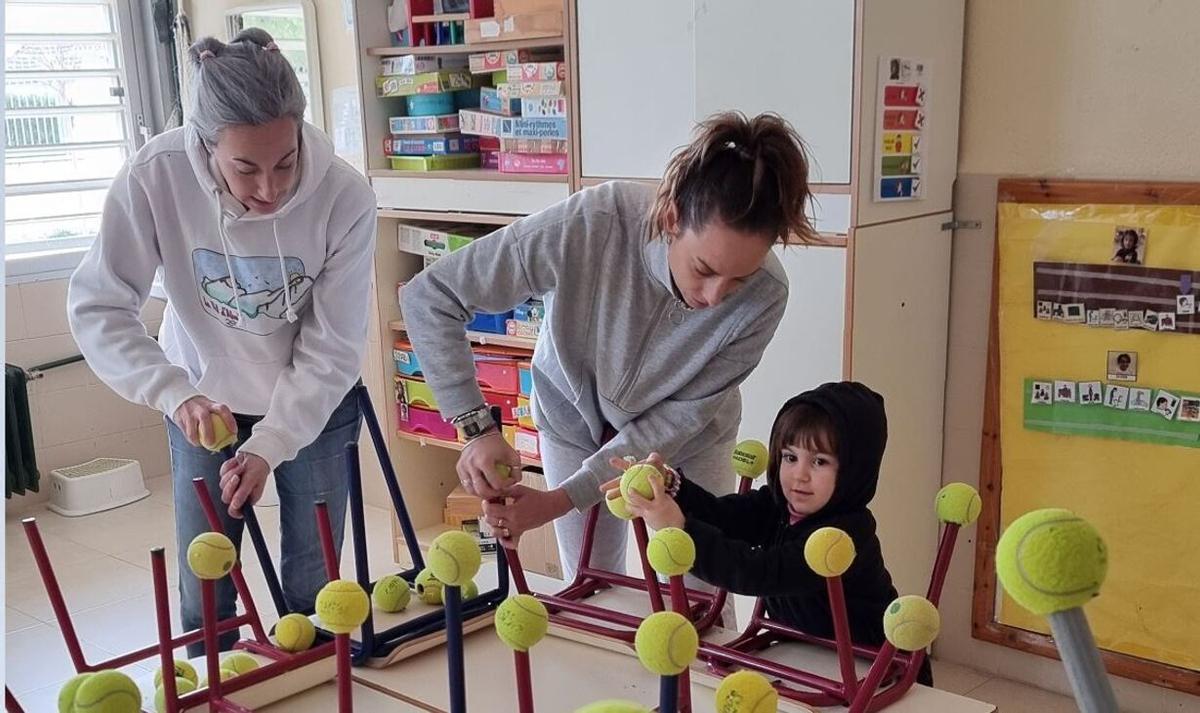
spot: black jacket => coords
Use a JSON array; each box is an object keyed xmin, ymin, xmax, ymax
[{"xmin": 677, "ymin": 382, "xmax": 933, "ymax": 683}]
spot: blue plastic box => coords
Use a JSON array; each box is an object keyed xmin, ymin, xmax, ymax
[
  {"xmin": 467, "ymin": 311, "xmax": 513, "ymax": 335},
  {"xmin": 405, "ymin": 91, "xmax": 456, "ymax": 117}
]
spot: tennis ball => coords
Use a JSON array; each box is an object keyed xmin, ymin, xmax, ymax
[
  {"xmin": 221, "ymin": 652, "xmax": 259, "ymax": 676},
  {"xmin": 605, "ymin": 489, "xmax": 635, "ymax": 521},
  {"xmin": 153, "ymin": 659, "xmax": 198, "ymax": 689},
  {"xmin": 575, "ymin": 702, "xmax": 651, "ymax": 713},
  {"xmin": 804, "ymin": 527, "xmax": 856, "ymax": 578},
  {"xmin": 274, "ymin": 612, "xmax": 316, "ymax": 652},
  {"xmin": 72, "ymin": 670, "xmax": 140, "ymax": 713},
  {"xmin": 715, "ymin": 669, "xmax": 778, "ymax": 713},
  {"xmin": 154, "ymin": 677, "xmax": 197, "ymax": 713},
  {"xmin": 201, "ymin": 413, "xmax": 237, "ymax": 452},
  {"xmin": 731, "ymin": 439, "xmax": 769, "ymax": 479},
  {"xmin": 996, "ymin": 508, "xmax": 1107, "ymax": 616},
  {"xmin": 428, "ymin": 530, "xmax": 483, "ymax": 586},
  {"xmin": 935, "ymin": 482, "xmax": 982, "ymax": 526},
  {"xmin": 316, "ymin": 579, "xmax": 371, "ymax": 635},
  {"xmin": 620, "ymin": 463, "xmax": 663, "ymax": 501},
  {"xmin": 882, "ymin": 595, "xmax": 940, "ymax": 652},
  {"xmin": 415, "ymin": 568, "xmax": 444, "ymax": 605},
  {"xmin": 440, "ymin": 579, "xmax": 479, "ymax": 604},
  {"xmin": 647, "ymin": 527, "xmax": 695, "ymax": 577},
  {"xmin": 372, "ymin": 574, "xmax": 412, "ymax": 612},
  {"xmin": 199, "ymin": 669, "xmax": 236, "ymax": 687},
  {"xmin": 495, "ymin": 593, "xmax": 549, "ymax": 652},
  {"xmin": 186, "ymin": 531, "xmax": 236, "ymax": 580},
  {"xmin": 634, "ymin": 611, "xmax": 699, "ymax": 676},
  {"xmin": 58, "ymin": 673, "xmax": 93, "ymax": 713}
]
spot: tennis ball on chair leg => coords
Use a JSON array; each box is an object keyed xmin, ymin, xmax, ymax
[
  {"xmin": 428, "ymin": 530, "xmax": 483, "ymax": 587},
  {"xmin": 647, "ymin": 527, "xmax": 695, "ymax": 577},
  {"xmin": 882, "ymin": 595, "xmax": 941, "ymax": 652},
  {"xmin": 201, "ymin": 413, "xmax": 237, "ymax": 452},
  {"xmin": 495, "ymin": 593, "xmax": 549, "ymax": 652},
  {"xmin": 715, "ymin": 669, "xmax": 779, "ymax": 713},
  {"xmin": 316, "ymin": 580, "xmax": 371, "ymax": 635},
  {"xmin": 187, "ymin": 532, "xmax": 236, "ymax": 580},
  {"xmin": 935, "ymin": 482, "xmax": 982, "ymax": 526},
  {"xmin": 804, "ymin": 527, "xmax": 856, "ymax": 578},
  {"xmin": 634, "ymin": 611, "xmax": 699, "ymax": 676},
  {"xmin": 731, "ymin": 439, "xmax": 769, "ymax": 479},
  {"xmin": 996, "ymin": 508, "xmax": 1107, "ymax": 616}
]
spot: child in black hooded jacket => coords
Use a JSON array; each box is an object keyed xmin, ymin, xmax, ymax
[{"xmin": 609, "ymin": 381, "xmax": 933, "ymax": 685}]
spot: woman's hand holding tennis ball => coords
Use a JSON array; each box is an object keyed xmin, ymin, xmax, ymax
[
  {"xmin": 458, "ymin": 432, "xmax": 522, "ymax": 498},
  {"xmin": 174, "ymin": 395, "xmax": 236, "ymax": 449}
]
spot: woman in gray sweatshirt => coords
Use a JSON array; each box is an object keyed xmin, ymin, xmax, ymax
[{"xmin": 401, "ymin": 112, "xmax": 817, "ymax": 582}]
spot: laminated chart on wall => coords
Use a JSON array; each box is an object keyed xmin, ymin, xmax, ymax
[
  {"xmin": 873, "ymin": 56, "xmax": 928, "ymax": 201},
  {"xmin": 996, "ymin": 201, "xmax": 1200, "ymax": 671}
]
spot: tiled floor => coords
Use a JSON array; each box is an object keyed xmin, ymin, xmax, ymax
[{"xmin": 5, "ymin": 474, "xmax": 1079, "ymax": 711}]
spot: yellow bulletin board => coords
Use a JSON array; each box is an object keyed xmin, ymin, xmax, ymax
[{"xmin": 973, "ymin": 180, "xmax": 1200, "ymax": 695}]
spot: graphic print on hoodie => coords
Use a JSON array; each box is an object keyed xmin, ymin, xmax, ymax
[{"xmin": 192, "ymin": 249, "xmax": 313, "ymax": 332}]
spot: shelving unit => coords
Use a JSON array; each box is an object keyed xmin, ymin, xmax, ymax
[
  {"xmin": 366, "ymin": 36, "xmax": 564, "ymax": 57},
  {"xmin": 367, "ymin": 168, "xmax": 569, "ymax": 183},
  {"xmin": 389, "ymin": 320, "xmax": 538, "ymax": 351}
]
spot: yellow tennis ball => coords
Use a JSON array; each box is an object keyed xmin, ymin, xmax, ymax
[
  {"xmin": 415, "ymin": 568, "xmax": 444, "ymax": 605},
  {"xmin": 201, "ymin": 413, "xmax": 237, "ymax": 452},
  {"xmin": 440, "ymin": 579, "xmax": 479, "ymax": 604},
  {"xmin": 153, "ymin": 659, "xmax": 198, "ymax": 689},
  {"xmin": 58, "ymin": 673, "xmax": 94, "ymax": 713},
  {"xmin": 935, "ymin": 482, "xmax": 982, "ymax": 526},
  {"xmin": 996, "ymin": 508, "xmax": 1107, "ymax": 616},
  {"xmin": 605, "ymin": 489, "xmax": 635, "ymax": 521},
  {"xmin": 647, "ymin": 527, "xmax": 695, "ymax": 577},
  {"xmin": 882, "ymin": 595, "xmax": 940, "ymax": 652},
  {"xmin": 199, "ymin": 669, "xmax": 236, "ymax": 687},
  {"xmin": 186, "ymin": 531, "xmax": 236, "ymax": 580},
  {"xmin": 634, "ymin": 611, "xmax": 699, "ymax": 676},
  {"xmin": 316, "ymin": 579, "xmax": 371, "ymax": 635},
  {"xmin": 620, "ymin": 463, "xmax": 663, "ymax": 501},
  {"xmin": 804, "ymin": 527, "xmax": 856, "ymax": 578},
  {"xmin": 575, "ymin": 702, "xmax": 651, "ymax": 713},
  {"xmin": 154, "ymin": 677, "xmax": 197, "ymax": 713},
  {"xmin": 372, "ymin": 574, "xmax": 412, "ymax": 612},
  {"xmin": 495, "ymin": 594, "xmax": 549, "ymax": 652},
  {"xmin": 731, "ymin": 439, "xmax": 769, "ymax": 479},
  {"xmin": 428, "ymin": 530, "xmax": 483, "ymax": 586},
  {"xmin": 274, "ymin": 612, "xmax": 316, "ymax": 652},
  {"xmin": 221, "ymin": 652, "xmax": 259, "ymax": 675},
  {"xmin": 715, "ymin": 669, "xmax": 778, "ymax": 713},
  {"xmin": 72, "ymin": 670, "xmax": 141, "ymax": 713}
]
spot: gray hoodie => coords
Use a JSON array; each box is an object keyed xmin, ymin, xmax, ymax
[{"xmin": 401, "ymin": 181, "xmax": 787, "ymax": 509}]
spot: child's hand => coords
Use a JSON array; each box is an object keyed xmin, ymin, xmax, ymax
[{"xmin": 624, "ymin": 476, "xmax": 685, "ymax": 531}]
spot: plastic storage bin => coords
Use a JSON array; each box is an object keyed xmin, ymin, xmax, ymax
[
  {"xmin": 518, "ymin": 362, "xmax": 533, "ymax": 396},
  {"xmin": 405, "ymin": 91, "xmax": 456, "ymax": 117},
  {"xmin": 47, "ymin": 458, "xmax": 149, "ymax": 517},
  {"xmin": 467, "ymin": 311, "xmax": 513, "ymax": 335},
  {"xmin": 474, "ymin": 356, "xmax": 520, "ymax": 393},
  {"xmin": 393, "ymin": 340, "xmax": 422, "ymax": 377},
  {"xmin": 397, "ymin": 403, "xmax": 457, "ymax": 441},
  {"xmin": 396, "ymin": 375, "xmax": 439, "ymax": 410}
]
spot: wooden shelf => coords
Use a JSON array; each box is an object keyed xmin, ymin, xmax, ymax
[
  {"xmin": 377, "ymin": 208, "xmax": 520, "ymax": 226},
  {"xmin": 396, "ymin": 430, "xmax": 543, "ymax": 468},
  {"xmin": 410, "ymin": 13, "xmax": 470, "ymax": 22},
  {"xmin": 369, "ymin": 168, "xmax": 568, "ymax": 184},
  {"xmin": 390, "ymin": 319, "xmax": 537, "ymax": 351},
  {"xmin": 367, "ymin": 37, "xmax": 564, "ymax": 57}
]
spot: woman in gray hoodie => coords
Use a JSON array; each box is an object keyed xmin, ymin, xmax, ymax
[{"xmin": 402, "ymin": 112, "xmax": 816, "ymax": 583}]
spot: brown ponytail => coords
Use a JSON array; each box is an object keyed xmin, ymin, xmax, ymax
[{"xmin": 648, "ymin": 112, "xmax": 817, "ymax": 245}]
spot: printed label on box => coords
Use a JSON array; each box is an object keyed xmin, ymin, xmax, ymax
[
  {"xmin": 388, "ymin": 114, "xmax": 461, "ymax": 135},
  {"xmin": 458, "ymin": 109, "xmax": 505, "ymax": 137},
  {"xmin": 499, "ymin": 116, "xmax": 568, "ymax": 140},
  {"xmin": 519, "ymin": 97, "xmax": 568, "ymax": 117},
  {"xmin": 505, "ymin": 61, "xmax": 567, "ymax": 82}
]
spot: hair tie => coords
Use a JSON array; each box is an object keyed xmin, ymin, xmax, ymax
[
  {"xmin": 198, "ymin": 49, "xmax": 215, "ymax": 60},
  {"xmin": 264, "ymin": 41, "xmax": 280, "ymax": 52}
]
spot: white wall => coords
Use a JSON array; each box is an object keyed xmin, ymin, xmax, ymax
[{"xmin": 939, "ymin": 1, "xmax": 1200, "ymax": 710}]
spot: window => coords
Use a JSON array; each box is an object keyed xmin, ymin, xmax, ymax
[
  {"xmin": 225, "ymin": 1, "xmax": 323, "ymax": 129},
  {"xmin": 4, "ymin": 0, "xmax": 150, "ymax": 263}
]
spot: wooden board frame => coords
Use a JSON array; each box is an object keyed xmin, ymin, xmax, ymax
[{"xmin": 972, "ymin": 178, "xmax": 1200, "ymax": 696}]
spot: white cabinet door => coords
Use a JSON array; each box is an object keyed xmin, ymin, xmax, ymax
[
  {"xmin": 578, "ymin": 0, "xmax": 696, "ymax": 179},
  {"xmin": 694, "ymin": 0, "xmax": 855, "ymax": 184},
  {"xmin": 578, "ymin": 0, "xmax": 855, "ymax": 182}
]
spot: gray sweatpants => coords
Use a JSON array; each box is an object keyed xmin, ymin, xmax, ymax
[{"xmin": 539, "ymin": 433, "xmax": 738, "ymax": 607}]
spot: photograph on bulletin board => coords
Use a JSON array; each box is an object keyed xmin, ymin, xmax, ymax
[{"xmin": 993, "ymin": 195, "xmax": 1200, "ymax": 675}]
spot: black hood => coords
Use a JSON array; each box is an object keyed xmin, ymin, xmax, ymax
[{"xmin": 767, "ymin": 381, "xmax": 887, "ymax": 516}]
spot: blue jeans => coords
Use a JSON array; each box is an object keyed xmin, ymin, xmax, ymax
[{"xmin": 168, "ymin": 388, "xmax": 361, "ymax": 654}]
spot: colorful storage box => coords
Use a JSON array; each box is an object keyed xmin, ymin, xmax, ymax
[
  {"xmin": 396, "ymin": 375, "xmax": 439, "ymax": 410},
  {"xmin": 481, "ymin": 150, "xmax": 500, "ymax": 170},
  {"xmin": 505, "ymin": 61, "xmax": 567, "ymax": 82},
  {"xmin": 483, "ymin": 389, "xmax": 520, "ymax": 425},
  {"xmin": 393, "ymin": 340, "xmax": 422, "ymax": 377},
  {"xmin": 397, "ymin": 402, "xmax": 457, "ymax": 441},
  {"xmin": 459, "ymin": 109, "xmax": 505, "ymax": 137},
  {"xmin": 376, "ymin": 70, "xmax": 481, "ymax": 98},
  {"xmin": 499, "ymin": 152, "xmax": 568, "ymax": 174},
  {"xmin": 513, "ymin": 300, "xmax": 545, "ymax": 323},
  {"xmin": 468, "ymin": 311, "xmax": 513, "ymax": 334},
  {"xmin": 497, "ymin": 81, "xmax": 566, "ymax": 99},
  {"xmin": 388, "ymin": 153, "xmax": 481, "ymax": 171},
  {"xmin": 518, "ymin": 362, "xmax": 533, "ymax": 396},
  {"xmin": 499, "ymin": 138, "xmax": 568, "ymax": 154},
  {"xmin": 474, "ymin": 356, "xmax": 520, "ymax": 393},
  {"xmin": 507, "ymin": 319, "xmax": 541, "ymax": 339},
  {"xmin": 389, "ymin": 114, "xmax": 460, "ymax": 135},
  {"xmin": 499, "ymin": 116, "xmax": 568, "ymax": 140},
  {"xmin": 381, "ymin": 55, "xmax": 467, "ymax": 76},
  {"xmin": 480, "ymin": 87, "xmax": 522, "ymax": 116},
  {"xmin": 479, "ymin": 135, "xmax": 502, "ymax": 152},
  {"xmin": 519, "ymin": 97, "xmax": 568, "ymax": 118},
  {"xmin": 405, "ymin": 91, "xmax": 457, "ymax": 117},
  {"xmin": 455, "ymin": 88, "xmax": 482, "ymax": 109},
  {"xmin": 384, "ymin": 133, "xmax": 480, "ymax": 156},
  {"xmin": 467, "ymin": 47, "xmax": 562, "ymax": 74},
  {"xmin": 514, "ymin": 427, "xmax": 541, "ymax": 460},
  {"xmin": 517, "ymin": 396, "xmax": 535, "ymax": 429}
]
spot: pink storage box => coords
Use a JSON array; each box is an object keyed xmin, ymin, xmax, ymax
[
  {"xmin": 514, "ymin": 427, "xmax": 540, "ymax": 459},
  {"xmin": 475, "ymin": 357, "xmax": 520, "ymax": 394},
  {"xmin": 483, "ymin": 389, "xmax": 520, "ymax": 425},
  {"xmin": 499, "ymin": 152, "xmax": 568, "ymax": 174},
  {"xmin": 396, "ymin": 402, "xmax": 457, "ymax": 441}
]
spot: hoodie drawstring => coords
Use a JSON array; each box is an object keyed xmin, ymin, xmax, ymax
[
  {"xmin": 215, "ymin": 190, "xmax": 246, "ymax": 326},
  {"xmin": 272, "ymin": 221, "xmax": 298, "ymax": 323}
]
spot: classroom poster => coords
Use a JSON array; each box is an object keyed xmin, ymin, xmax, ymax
[
  {"xmin": 873, "ymin": 56, "xmax": 928, "ymax": 202},
  {"xmin": 996, "ymin": 201, "xmax": 1200, "ymax": 670}
]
